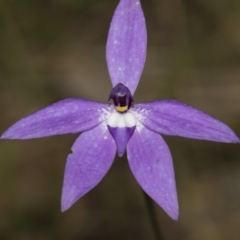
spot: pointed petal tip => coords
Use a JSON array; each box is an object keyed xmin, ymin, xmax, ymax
[
  {"xmin": 224, "ymin": 131, "xmax": 240, "ymax": 144},
  {"xmin": 1, "ymin": 130, "xmax": 10, "ymax": 139},
  {"xmin": 61, "ymin": 205, "xmax": 68, "ymax": 212},
  {"xmin": 221, "ymin": 134, "xmax": 240, "ymax": 144},
  {"xmin": 61, "ymin": 189, "xmax": 78, "ymax": 213},
  {"xmin": 159, "ymin": 200, "xmax": 179, "ymax": 221},
  {"xmin": 235, "ymin": 138, "xmax": 240, "ymax": 144},
  {"xmin": 61, "ymin": 200, "xmax": 72, "ymax": 212},
  {"xmin": 61, "ymin": 196, "xmax": 71, "ymax": 212},
  {"xmin": 173, "ymin": 216, "xmax": 179, "ymax": 221},
  {"xmin": 169, "ymin": 209, "xmax": 179, "ymax": 221},
  {"xmin": 1, "ymin": 131, "xmax": 19, "ymax": 140}
]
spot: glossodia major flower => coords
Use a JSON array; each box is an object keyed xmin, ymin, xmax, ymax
[{"xmin": 1, "ymin": 0, "xmax": 239, "ymax": 220}]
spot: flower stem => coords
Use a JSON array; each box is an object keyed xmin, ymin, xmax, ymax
[{"xmin": 143, "ymin": 191, "xmax": 164, "ymax": 240}]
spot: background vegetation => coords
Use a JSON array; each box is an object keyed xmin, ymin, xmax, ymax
[{"xmin": 0, "ymin": 0, "xmax": 240, "ymax": 239}]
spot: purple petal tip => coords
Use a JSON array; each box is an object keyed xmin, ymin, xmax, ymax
[{"xmin": 61, "ymin": 188, "xmax": 78, "ymax": 212}]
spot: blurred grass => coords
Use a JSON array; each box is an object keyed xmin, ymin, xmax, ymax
[{"xmin": 0, "ymin": 0, "xmax": 240, "ymax": 239}]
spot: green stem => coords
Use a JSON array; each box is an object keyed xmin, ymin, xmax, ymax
[{"xmin": 143, "ymin": 191, "xmax": 164, "ymax": 240}]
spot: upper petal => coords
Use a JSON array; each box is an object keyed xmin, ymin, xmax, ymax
[
  {"xmin": 134, "ymin": 100, "xmax": 240, "ymax": 143},
  {"xmin": 127, "ymin": 126, "xmax": 178, "ymax": 220},
  {"xmin": 106, "ymin": 0, "xmax": 147, "ymax": 95},
  {"xmin": 1, "ymin": 98, "xmax": 112, "ymax": 139},
  {"xmin": 61, "ymin": 123, "xmax": 116, "ymax": 211}
]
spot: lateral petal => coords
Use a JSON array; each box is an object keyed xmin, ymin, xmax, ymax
[
  {"xmin": 134, "ymin": 100, "xmax": 240, "ymax": 143},
  {"xmin": 1, "ymin": 98, "xmax": 112, "ymax": 139},
  {"xmin": 61, "ymin": 123, "xmax": 116, "ymax": 211},
  {"xmin": 127, "ymin": 126, "xmax": 179, "ymax": 220},
  {"xmin": 106, "ymin": 0, "xmax": 147, "ymax": 95}
]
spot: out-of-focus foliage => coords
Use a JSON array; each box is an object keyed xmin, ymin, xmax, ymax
[{"xmin": 0, "ymin": 0, "xmax": 240, "ymax": 239}]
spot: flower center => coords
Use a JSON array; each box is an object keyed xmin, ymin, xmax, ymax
[
  {"xmin": 107, "ymin": 111, "xmax": 136, "ymax": 157},
  {"xmin": 108, "ymin": 83, "xmax": 133, "ymax": 113},
  {"xmin": 107, "ymin": 112, "xmax": 136, "ymax": 128}
]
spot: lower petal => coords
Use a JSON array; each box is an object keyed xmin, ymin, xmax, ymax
[
  {"xmin": 127, "ymin": 126, "xmax": 178, "ymax": 220},
  {"xmin": 61, "ymin": 124, "xmax": 116, "ymax": 211}
]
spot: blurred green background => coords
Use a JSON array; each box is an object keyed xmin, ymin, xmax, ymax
[{"xmin": 0, "ymin": 0, "xmax": 240, "ymax": 239}]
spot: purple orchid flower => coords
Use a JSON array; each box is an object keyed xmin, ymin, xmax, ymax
[{"xmin": 1, "ymin": 0, "xmax": 239, "ymax": 220}]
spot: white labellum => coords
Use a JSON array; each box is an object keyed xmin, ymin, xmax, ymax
[{"xmin": 107, "ymin": 112, "xmax": 136, "ymax": 128}]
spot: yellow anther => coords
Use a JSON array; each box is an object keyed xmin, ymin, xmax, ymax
[{"xmin": 116, "ymin": 105, "xmax": 128, "ymax": 113}]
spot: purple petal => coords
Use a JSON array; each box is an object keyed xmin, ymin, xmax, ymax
[
  {"xmin": 127, "ymin": 126, "xmax": 178, "ymax": 220},
  {"xmin": 108, "ymin": 126, "xmax": 135, "ymax": 157},
  {"xmin": 134, "ymin": 100, "xmax": 240, "ymax": 143},
  {"xmin": 1, "ymin": 98, "xmax": 112, "ymax": 139},
  {"xmin": 61, "ymin": 124, "xmax": 116, "ymax": 211},
  {"xmin": 106, "ymin": 0, "xmax": 147, "ymax": 95}
]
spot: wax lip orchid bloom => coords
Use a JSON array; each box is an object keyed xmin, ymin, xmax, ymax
[{"xmin": 1, "ymin": 0, "xmax": 240, "ymax": 220}]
